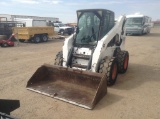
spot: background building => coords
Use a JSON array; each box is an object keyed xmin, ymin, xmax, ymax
[{"xmin": 0, "ymin": 14, "xmax": 59, "ymax": 22}]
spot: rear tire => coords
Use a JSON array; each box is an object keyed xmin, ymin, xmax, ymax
[
  {"xmin": 116, "ymin": 50, "xmax": 129, "ymax": 73},
  {"xmin": 41, "ymin": 35, "xmax": 48, "ymax": 42},
  {"xmin": 54, "ymin": 51, "xmax": 63, "ymax": 66},
  {"xmin": 34, "ymin": 35, "xmax": 41, "ymax": 43},
  {"xmin": 99, "ymin": 57, "xmax": 118, "ymax": 86}
]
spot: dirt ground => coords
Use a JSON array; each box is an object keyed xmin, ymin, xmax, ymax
[{"xmin": 0, "ymin": 27, "xmax": 160, "ymax": 119}]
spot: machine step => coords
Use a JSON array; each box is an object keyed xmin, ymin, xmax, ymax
[
  {"xmin": 73, "ymin": 54, "xmax": 90, "ymax": 60},
  {"xmin": 72, "ymin": 63, "xmax": 88, "ymax": 69}
]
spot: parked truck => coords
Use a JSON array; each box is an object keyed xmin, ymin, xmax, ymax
[
  {"xmin": 53, "ymin": 22, "xmax": 74, "ymax": 35},
  {"xmin": 13, "ymin": 27, "xmax": 55, "ymax": 43}
]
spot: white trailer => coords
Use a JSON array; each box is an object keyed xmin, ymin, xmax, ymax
[
  {"xmin": 125, "ymin": 14, "xmax": 151, "ymax": 35},
  {"xmin": 14, "ymin": 18, "xmax": 47, "ymax": 27}
]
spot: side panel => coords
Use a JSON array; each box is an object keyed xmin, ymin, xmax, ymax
[
  {"xmin": 91, "ymin": 15, "xmax": 126, "ymax": 72},
  {"xmin": 13, "ymin": 27, "xmax": 30, "ymax": 40},
  {"xmin": 14, "ymin": 18, "xmax": 33, "ymax": 27},
  {"xmin": 62, "ymin": 34, "xmax": 74, "ymax": 66},
  {"xmin": 143, "ymin": 16, "xmax": 152, "ymax": 33},
  {"xmin": 53, "ymin": 23, "xmax": 60, "ymax": 32},
  {"xmin": 32, "ymin": 20, "xmax": 47, "ymax": 27}
]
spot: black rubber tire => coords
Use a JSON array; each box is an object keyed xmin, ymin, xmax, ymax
[
  {"xmin": 34, "ymin": 35, "xmax": 41, "ymax": 43},
  {"xmin": 140, "ymin": 30, "xmax": 144, "ymax": 35},
  {"xmin": 147, "ymin": 29, "xmax": 150, "ymax": 34},
  {"xmin": 99, "ymin": 57, "xmax": 118, "ymax": 86},
  {"xmin": 19, "ymin": 39, "xmax": 25, "ymax": 42},
  {"xmin": 41, "ymin": 35, "xmax": 48, "ymax": 42},
  {"xmin": 68, "ymin": 32, "xmax": 72, "ymax": 35},
  {"xmin": 116, "ymin": 49, "xmax": 129, "ymax": 74},
  {"xmin": 60, "ymin": 30, "xmax": 64, "ymax": 35},
  {"xmin": 29, "ymin": 38, "xmax": 34, "ymax": 43},
  {"xmin": 54, "ymin": 51, "xmax": 63, "ymax": 66},
  {"xmin": 2, "ymin": 43, "xmax": 8, "ymax": 47}
]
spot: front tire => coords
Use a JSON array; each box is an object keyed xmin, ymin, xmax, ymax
[
  {"xmin": 19, "ymin": 39, "xmax": 25, "ymax": 42},
  {"xmin": 99, "ymin": 57, "xmax": 118, "ymax": 86},
  {"xmin": 54, "ymin": 51, "xmax": 63, "ymax": 66},
  {"xmin": 2, "ymin": 43, "xmax": 8, "ymax": 47},
  {"xmin": 140, "ymin": 29, "xmax": 144, "ymax": 35},
  {"xmin": 147, "ymin": 29, "xmax": 150, "ymax": 34},
  {"xmin": 60, "ymin": 30, "xmax": 64, "ymax": 35},
  {"xmin": 116, "ymin": 50, "xmax": 129, "ymax": 73}
]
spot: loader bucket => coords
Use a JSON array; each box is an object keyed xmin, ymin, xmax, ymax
[{"xmin": 26, "ymin": 64, "xmax": 107, "ymax": 109}]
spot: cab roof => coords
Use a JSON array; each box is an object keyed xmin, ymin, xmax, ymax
[{"xmin": 77, "ymin": 9, "xmax": 114, "ymax": 14}]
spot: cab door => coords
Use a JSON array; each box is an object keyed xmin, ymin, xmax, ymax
[{"xmin": 54, "ymin": 23, "xmax": 60, "ymax": 32}]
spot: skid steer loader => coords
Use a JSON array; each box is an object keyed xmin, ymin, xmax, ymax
[{"xmin": 27, "ymin": 9, "xmax": 129, "ymax": 109}]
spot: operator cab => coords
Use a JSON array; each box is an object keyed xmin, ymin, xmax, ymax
[{"xmin": 75, "ymin": 9, "xmax": 115, "ymax": 47}]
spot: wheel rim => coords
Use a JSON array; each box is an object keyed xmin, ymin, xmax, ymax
[
  {"xmin": 4, "ymin": 43, "xmax": 7, "ymax": 47},
  {"xmin": 124, "ymin": 55, "xmax": 129, "ymax": 69},
  {"xmin": 112, "ymin": 63, "xmax": 117, "ymax": 80},
  {"xmin": 43, "ymin": 36, "xmax": 47, "ymax": 41},
  {"xmin": 35, "ymin": 37, "xmax": 40, "ymax": 42},
  {"xmin": 61, "ymin": 31, "xmax": 64, "ymax": 35}
]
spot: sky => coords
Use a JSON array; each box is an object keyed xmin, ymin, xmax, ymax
[{"xmin": 0, "ymin": 0, "xmax": 160, "ymax": 23}]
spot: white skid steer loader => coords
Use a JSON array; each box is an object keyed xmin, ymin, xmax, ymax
[{"xmin": 26, "ymin": 9, "xmax": 129, "ymax": 109}]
